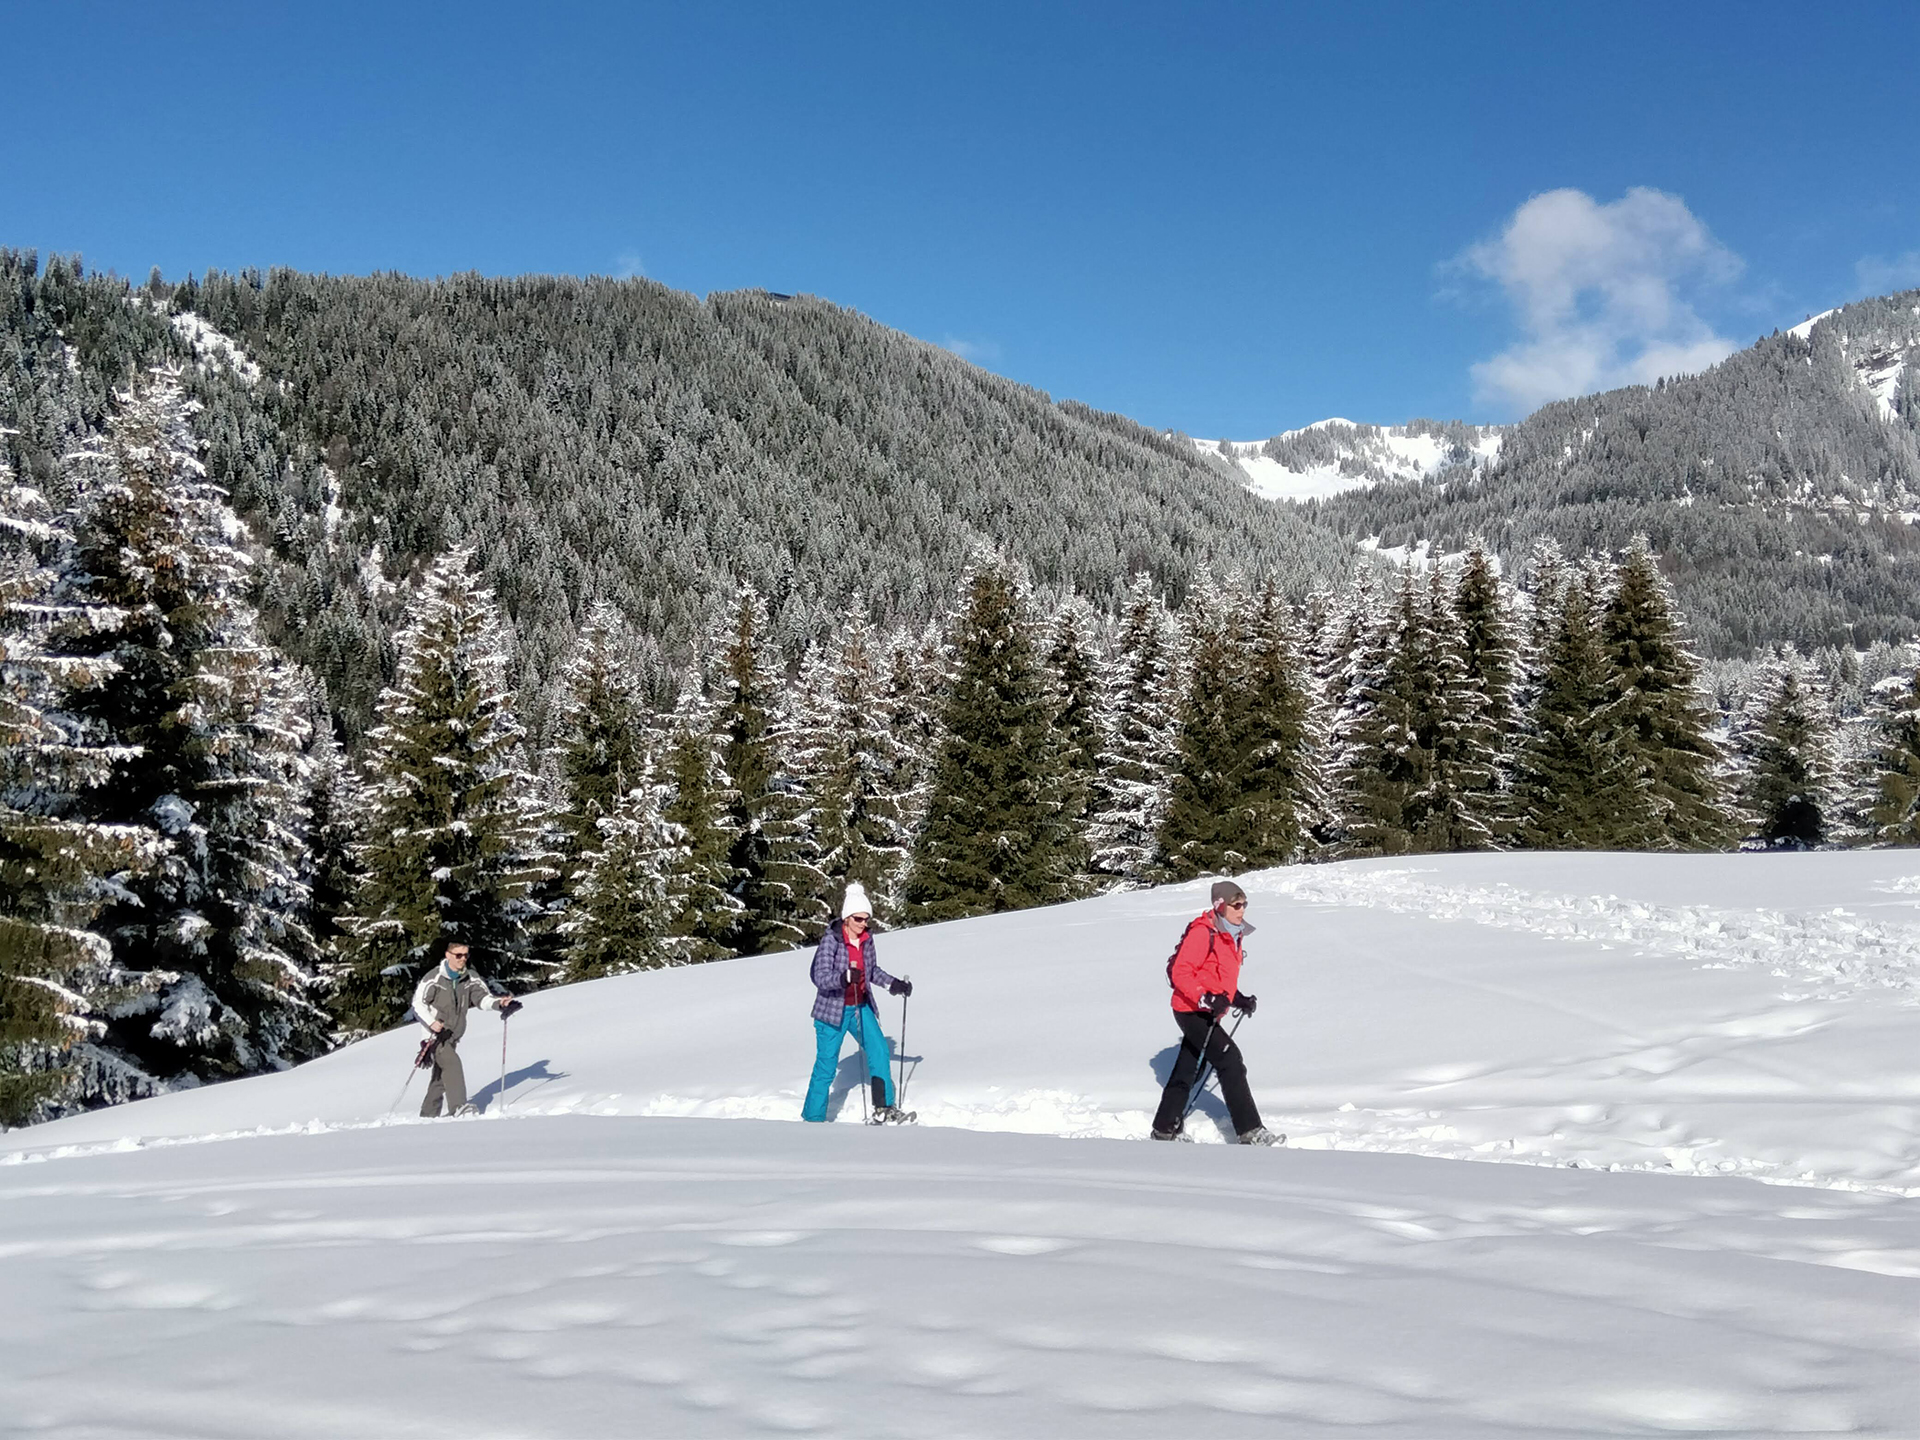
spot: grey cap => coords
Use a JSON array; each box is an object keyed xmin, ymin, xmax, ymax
[{"xmin": 1210, "ymin": 880, "xmax": 1247, "ymax": 906}]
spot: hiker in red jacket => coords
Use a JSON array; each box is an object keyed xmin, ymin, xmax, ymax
[{"xmin": 1151, "ymin": 880, "xmax": 1282, "ymax": 1144}]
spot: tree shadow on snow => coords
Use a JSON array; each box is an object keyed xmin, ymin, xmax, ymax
[
  {"xmin": 473, "ymin": 1058, "xmax": 570, "ymax": 1112},
  {"xmin": 1149, "ymin": 1042, "xmax": 1230, "ymax": 1133}
]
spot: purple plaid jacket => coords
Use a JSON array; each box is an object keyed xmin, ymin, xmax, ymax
[{"xmin": 810, "ymin": 921, "xmax": 898, "ymax": 1026}]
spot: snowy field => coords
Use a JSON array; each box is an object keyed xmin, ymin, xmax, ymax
[{"xmin": 4, "ymin": 853, "xmax": 1920, "ymax": 1436}]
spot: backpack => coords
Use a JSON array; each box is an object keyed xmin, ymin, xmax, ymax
[{"xmin": 1166, "ymin": 913, "xmax": 1209, "ymax": 988}]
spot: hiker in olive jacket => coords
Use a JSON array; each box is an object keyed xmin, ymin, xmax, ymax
[{"xmin": 411, "ymin": 941, "xmax": 516, "ymax": 1117}]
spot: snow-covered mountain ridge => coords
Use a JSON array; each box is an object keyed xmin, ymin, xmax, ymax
[
  {"xmin": 4, "ymin": 850, "xmax": 1918, "ymax": 1436},
  {"xmin": 1191, "ymin": 419, "xmax": 1504, "ymax": 502}
]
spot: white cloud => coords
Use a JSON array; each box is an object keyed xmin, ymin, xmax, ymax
[
  {"xmin": 614, "ymin": 251, "xmax": 646, "ymax": 280},
  {"xmin": 1855, "ymin": 250, "xmax": 1920, "ymax": 295},
  {"xmin": 1459, "ymin": 187, "xmax": 1742, "ymax": 415},
  {"xmin": 940, "ymin": 335, "xmax": 1003, "ymax": 364}
]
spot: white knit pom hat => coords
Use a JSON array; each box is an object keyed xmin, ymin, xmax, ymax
[{"xmin": 841, "ymin": 881, "xmax": 874, "ymax": 920}]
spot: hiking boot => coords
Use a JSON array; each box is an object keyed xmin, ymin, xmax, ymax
[
  {"xmin": 869, "ymin": 1105, "xmax": 915, "ymax": 1125},
  {"xmin": 1149, "ymin": 1125, "xmax": 1191, "ymax": 1142},
  {"xmin": 455, "ymin": 1103, "xmax": 479, "ymax": 1117},
  {"xmin": 1235, "ymin": 1126, "xmax": 1284, "ymax": 1146}
]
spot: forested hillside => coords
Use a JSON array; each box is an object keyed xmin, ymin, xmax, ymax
[
  {"xmin": 2, "ymin": 256, "xmax": 1356, "ymax": 741},
  {"xmin": 1309, "ymin": 291, "xmax": 1920, "ymax": 656}
]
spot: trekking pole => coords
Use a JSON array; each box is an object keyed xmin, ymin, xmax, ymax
[
  {"xmin": 895, "ymin": 986, "xmax": 910, "ymax": 1113},
  {"xmin": 388, "ymin": 1034, "xmax": 436, "ymax": 1116},
  {"xmin": 498, "ymin": 1012, "xmax": 510, "ymax": 1115},
  {"xmin": 1180, "ymin": 1014, "xmax": 1244, "ymax": 1126}
]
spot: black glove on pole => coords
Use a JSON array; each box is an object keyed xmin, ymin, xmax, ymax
[{"xmin": 1232, "ymin": 992, "xmax": 1257, "ymax": 1017}]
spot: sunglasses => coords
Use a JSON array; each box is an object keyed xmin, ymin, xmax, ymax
[
  {"xmin": 846, "ymin": 914, "xmax": 871, "ymax": 926},
  {"xmin": 1223, "ymin": 900, "xmax": 1248, "ymax": 910}
]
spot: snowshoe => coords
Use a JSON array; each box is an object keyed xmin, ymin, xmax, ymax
[
  {"xmin": 869, "ymin": 1105, "xmax": 916, "ymax": 1125},
  {"xmin": 455, "ymin": 1103, "xmax": 479, "ymax": 1117},
  {"xmin": 1235, "ymin": 1126, "xmax": 1284, "ymax": 1146},
  {"xmin": 1150, "ymin": 1125, "xmax": 1193, "ymax": 1143}
]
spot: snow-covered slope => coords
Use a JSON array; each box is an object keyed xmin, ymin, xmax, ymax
[
  {"xmin": 5, "ymin": 853, "xmax": 1920, "ymax": 1436},
  {"xmin": 1193, "ymin": 420, "xmax": 1503, "ymax": 503}
]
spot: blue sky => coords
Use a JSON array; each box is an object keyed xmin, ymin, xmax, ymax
[{"xmin": 5, "ymin": 1, "xmax": 1916, "ymax": 433}]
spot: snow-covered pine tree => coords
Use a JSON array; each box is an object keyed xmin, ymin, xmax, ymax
[
  {"xmin": 793, "ymin": 600, "xmax": 907, "ymax": 935},
  {"xmin": 1731, "ymin": 646, "xmax": 1839, "ymax": 847},
  {"xmin": 1335, "ymin": 567, "xmax": 1494, "ymax": 857},
  {"xmin": 1157, "ymin": 570, "xmax": 1253, "ymax": 878},
  {"xmin": 331, "ymin": 549, "xmax": 550, "ymax": 1034},
  {"xmin": 1599, "ymin": 538, "xmax": 1733, "ymax": 850},
  {"xmin": 1513, "ymin": 567, "xmax": 1647, "ymax": 849},
  {"xmin": 876, "ymin": 620, "xmax": 945, "ymax": 915},
  {"xmin": 1043, "ymin": 593, "xmax": 1103, "ymax": 895},
  {"xmin": 1087, "ymin": 573, "xmax": 1178, "ymax": 887},
  {"xmin": 1231, "ymin": 580, "xmax": 1322, "ymax": 867},
  {"xmin": 659, "ymin": 671, "xmax": 742, "ymax": 963},
  {"xmin": 904, "ymin": 556, "xmax": 1070, "ymax": 922},
  {"xmin": 52, "ymin": 373, "xmax": 327, "ymax": 1102},
  {"xmin": 552, "ymin": 601, "xmax": 648, "ymax": 865},
  {"xmin": 713, "ymin": 586, "xmax": 811, "ymax": 955},
  {"xmin": 558, "ymin": 759, "xmax": 681, "ymax": 979},
  {"xmin": 1861, "ymin": 657, "xmax": 1920, "ymax": 846},
  {"xmin": 296, "ymin": 678, "xmax": 362, "ymax": 990},
  {"xmin": 1513, "ymin": 537, "xmax": 1569, "ymax": 724},
  {"xmin": 1452, "ymin": 540, "xmax": 1519, "ymax": 840},
  {"xmin": 0, "ymin": 456, "xmax": 156, "ymax": 1123}
]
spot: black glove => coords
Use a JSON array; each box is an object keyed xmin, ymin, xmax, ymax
[
  {"xmin": 843, "ymin": 967, "xmax": 860, "ymax": 987},
  {"xmin": 1200, "ymin": 992, "xmax": 1231, "ymax": 1019},
  {"xmin": 498, "ymin": 999, "xmax": 523, "ymax": 1019},
  {"xmin": 1231, "ymin": 992, "xmax": 1256, "ymax": 1017},
  {"xmin": 889, "ymin": 977, "xmax": 912, "ymax": 998}
]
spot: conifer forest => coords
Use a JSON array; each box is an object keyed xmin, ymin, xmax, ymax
[{"xmin": 6, "ymin": 251, "xmax": 1920, "ymax": 1123}]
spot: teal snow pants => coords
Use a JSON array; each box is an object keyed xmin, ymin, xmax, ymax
[{"xmin": 802, "ymin": 1003, "xmax": 894, "ymax": 1121}]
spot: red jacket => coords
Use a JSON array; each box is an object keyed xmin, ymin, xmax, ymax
[{"xmin": 1168, "ymin": 911, "xmax": 1246, "ymax": 1013}]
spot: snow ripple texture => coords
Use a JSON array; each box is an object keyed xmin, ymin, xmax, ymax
[{"xmin": 1271, "ymin": 865, "xmax": 1920, "ymax": 995}]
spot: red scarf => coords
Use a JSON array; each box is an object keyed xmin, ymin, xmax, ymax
[{"xmin": 842, "ymin": 926, "xmax": 867, "ymax": 1008}]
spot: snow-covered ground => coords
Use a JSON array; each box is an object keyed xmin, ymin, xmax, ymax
[{"xmin": 5, "ymin": 853, "xmax": 1920, "ymax": 1436}]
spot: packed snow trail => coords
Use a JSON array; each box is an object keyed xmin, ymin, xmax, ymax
[
  {"xmin": 10, "ymin": 852, "xmax": 1919, "ymax": 1196},
  {"xmin": 3, "ymin": 1119, "xmax": 1916, "ymax": 1438}
]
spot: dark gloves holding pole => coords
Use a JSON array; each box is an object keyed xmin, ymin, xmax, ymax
[
  {"xmin": 498, "ymin": 999, "xmax": 523, "ymax": 1019},
  {"xmin": 888, "ymin": 977, "xmax": 912, "ymax": 998},
  {"xmin": 1200, "ymin": 992, "xmax": 1232, "ymax": 1019},
  {"xmin": 1231, "ymin": 992, "xmax": 1256, "ymax": 1017}
]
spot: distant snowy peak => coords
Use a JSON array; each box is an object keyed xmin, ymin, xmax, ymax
[{"xmin": 1190, "ymin": 418, "xmax": 1504, "ymax": 503}]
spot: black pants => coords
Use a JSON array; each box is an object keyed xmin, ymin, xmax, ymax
[{"xmin": 1152, "ymin": 1010, "xmax": 1263, "ymax": 1137}]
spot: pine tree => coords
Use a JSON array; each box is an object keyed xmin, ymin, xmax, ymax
[
  {"xmin": 0, "ymin": 460, "xmax": 155, "ymax": 1122},
  {"xmin": 1599, "ymin": 539, "xmax": 1733, "ymax": 850},
  {"xmin": 1043, "ymin": 594, "xmax": 1104, "ymax": 893},
  {"xmin": 552, "ymin": 602, "xmax": 647, "ymax": 863},
  {"xmin": 1228, "ymin": 581, "xmax": 1322, "ymax": 867},
  {"xmin": 793, "ymin": 601, "xmax": 907, "ymax": 936},
  {"xmin": 876, "ymin": 620, "xmax": 945, "ymax": 914},
  {"xmin": 1862, "ymin": 658, "xmax": 1920, "ymax": 846},
  {"xmin": 904, "ymin": 558, "xmax": 1069, "ymax": 922},
  {"xmin": 1732, "ymin": 647, "xmax": 1839, "ymax": 847},
  {"xmin": 332, "ymin": 550, "xmax": 549, "ymax": 1033},
  {"xmin": 1452, "ymin": 540, "xmax": 1520, "ymax": 839},
  {"xmin": 1513, "ymin": 568, "xmax": 1647, "ymax": 849},
  {"xmin": 1157, "ymin": 573, "xmax": 1253, "ymax": 877},
  {"xmin": 713, "ymin": 586, "xmax": 810, "ymax": 954},
  {"xmin": 1334, "ymin": 568, "xmax": 1495, "ymax": 856},
  {"xmin": 53, "ymin": 374, "xmax": 326, "ymax": 1101},
  {"xmin": 1087, "ymin": 574, "xmax": 1178, "ymax": 886},
  {"xmin": 559, "ymin": 762, "xmax": 681, "ymax": 979},
  {"xmin": 659, "ymin": 675, "xmax": 742, "ymax": 963}
]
